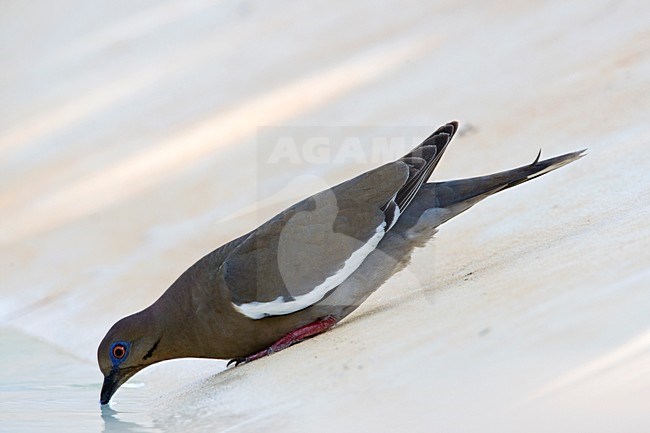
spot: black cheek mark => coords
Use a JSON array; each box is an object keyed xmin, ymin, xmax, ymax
[{"xmin": 143, "ymin": 338, "xmax": 161, "ymax": 360}]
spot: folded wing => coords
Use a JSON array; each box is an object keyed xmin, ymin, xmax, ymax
[{"xmin": 223, "ymin": 122, "xmax": 457, "ymax": 319}]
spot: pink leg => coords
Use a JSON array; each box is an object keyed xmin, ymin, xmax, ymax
[{"xmin": 228, "ymin": 316, "xmax": 337, "ymax": 367}]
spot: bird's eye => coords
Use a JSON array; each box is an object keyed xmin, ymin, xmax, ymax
[{"xmin": 112, "ymin": 344, "xmax": 127, "ymax": 359}]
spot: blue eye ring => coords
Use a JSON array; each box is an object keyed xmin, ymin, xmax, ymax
[{"xmin": 110, "ymin": 341, "xmax": 131, "ymax": 365}]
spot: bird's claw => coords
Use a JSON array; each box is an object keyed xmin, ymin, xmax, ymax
[
  {"xmin": 227, "ymin": 358, "xmax": 245, "ymax": 368},
  {"xmin": 227, "ymin": 348, "xmax": 273, "ymax": 367}
]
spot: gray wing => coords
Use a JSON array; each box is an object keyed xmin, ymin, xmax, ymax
[
  {"xmin": 222, "ymin": 162, "xmax": 407, "ymax": 319},
  {"xmin": 223, "ymin": 122, "xmax": 458, "ymax": 319}
]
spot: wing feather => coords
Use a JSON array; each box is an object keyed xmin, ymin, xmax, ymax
[{"xmin": 222, "ymin": 122, "xmax": 458, "ymax": 319}]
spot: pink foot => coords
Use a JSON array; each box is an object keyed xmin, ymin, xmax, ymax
[{"xmin": 228, "ymin": 316, "xmax": 337, "ymax": 367}]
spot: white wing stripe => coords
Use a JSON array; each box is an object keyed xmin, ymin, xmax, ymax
[
  {"xmin": 387, "ymin": 201, "xmax": 401, "ymax": 231},
  {"xmin": 233, "ymin": 221, "xmax": 387, "ymax": 319}
]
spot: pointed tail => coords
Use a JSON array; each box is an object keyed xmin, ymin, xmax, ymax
[{"xmin": 429, "ymin": 149, "xmax": 586, "ymax": 223}]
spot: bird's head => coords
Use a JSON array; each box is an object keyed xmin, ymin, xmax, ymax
[{"xmin": 97, "ymin": 311, "xmax": 162, "ymax": 405}]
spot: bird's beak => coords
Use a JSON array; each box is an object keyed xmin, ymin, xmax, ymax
[{"xmin": 100, "ymin": 367, "xmax": 137, "ymax": 405}]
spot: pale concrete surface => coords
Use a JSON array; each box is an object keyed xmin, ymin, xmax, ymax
[{"xmin": 1, "ymin": 0, "xmax": 649, "ymax": 432}]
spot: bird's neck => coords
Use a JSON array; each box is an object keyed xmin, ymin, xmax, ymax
[{"xmin": 146, "ymin": 261, "xmax": 233, "ymax": 361}]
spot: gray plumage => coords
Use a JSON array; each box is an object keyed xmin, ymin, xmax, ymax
[{"xmin": 98, "ymin": 121, "xmax": 584, "ymax": 404}]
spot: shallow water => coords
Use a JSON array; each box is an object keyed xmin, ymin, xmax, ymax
[{"xmin": 0, "ymin": 328, "xmax": 161, "ymax": 433}]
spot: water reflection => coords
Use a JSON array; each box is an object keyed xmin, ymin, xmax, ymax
[{"xmin": 101, "ymin": 405, "xmax": 155, "ymax": 433}]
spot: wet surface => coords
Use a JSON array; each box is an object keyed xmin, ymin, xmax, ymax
[
  {"xmin": 1, "ymin": 0, "xmax": 649, "ymax": 431},
  {"xmin": 0, "ymin": 328, "xmax": 152, "ymax": 432}
]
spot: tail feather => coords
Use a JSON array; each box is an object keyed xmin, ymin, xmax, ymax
[
  {"xmin": 398, "ymin": 148, "xmax": 587, "ymax": 229},
  {"xmin": 432, "ymin": 149, "xmax": 586, "ymax": 210},
  {"xmin": 389, "ymin": 126, "xmax": 586, "ymax": 236}
]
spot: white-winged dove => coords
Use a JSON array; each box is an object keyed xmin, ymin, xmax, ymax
[{"xmin": 98, "ymin": 122, "xmax": 584, "ymax": 404}]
